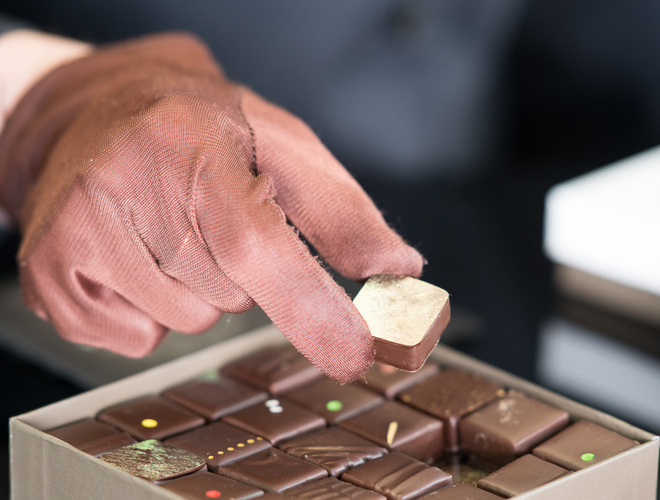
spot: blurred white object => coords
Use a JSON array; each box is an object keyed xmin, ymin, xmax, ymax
[
  {"xmin": 538, "ymin": 317, "xmax": 660, "ymax": 434},
  {"xmin": 544, "ymin": 146, "xmax": 660, "ymax": 297}
]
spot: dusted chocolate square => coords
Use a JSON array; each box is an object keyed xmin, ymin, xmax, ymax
[
  {"xmin": 418, "ymin": 482, "xmax": 501, "ymax": 499},
  {"xmin": 46, "ymin": 418, "xmax": 135, "ymax": 456},
  {"xmin": 532, "ymin": 420, "xmax": 638, "ymax": 470},
  {"xmin": 285, "ymin": 477, "xmax": 386, "ymax": 499},
  {"xmin": 223, "ymin": 398, "xmax": 325, "ymax": 445},
  {"xmin": 278, "ymin": 426, "xmax": 388, "ymax": 476},
  {"xmin": 283, "ymin": 377, "xmax": 383, "ymax": 423},
  {"xmin": 217, "ymin": 448, "xmax": 327, "ymax": 492},
  {"xmin": 99, "ymin": 439, "xmax": 205, "ymax": 481},
  {"xmin": 165, "ymin": 421, "xmax": 271, "ymax": 470},
  {"xmin": 162, "ymin": 375, "xmax": 268, "ymax": 421},
  {"xmin": 339, "ymin": 400, "xmax": 444, "ymax": 463},
  {"xmin": 353, "ymin": 275, "xmax": 450, "ymax": 372},
  {"xmin": 459, "ymin": 391, "xmax": 569, "ymax": 465},
  {"xmin": 97, "ymin": 395, "xmax": 205, "ymax": 440},
  {"xmin": 477, "ymin": 454, "xmax": 568, "ymax": 497},
  {"xmin": 398, "ymin": 369, "xmax": 505, "ymax": 452},
  {"xmin": 341, "ymin": 452, "xmax": 453, "ymax": 500},
  {"xmin": 221, "ymin": 344, "xmax": 322, "ymax": 394},
  {"xmin": 160, "ymin": 471, "xmax": 263, "ymax": 500},
  {"xmin": 357, "ymin": 364, "xmax": 439, "ymax": 399}
]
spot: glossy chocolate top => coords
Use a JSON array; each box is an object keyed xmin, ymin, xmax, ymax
[
  {"xmin": 339, "ymin": 400, "xmax": 444, "ymax": 463},
  {"xmin": 165, "ymin": 421, "xmax": 271, "ymax": 470},
  {"xmin": 221, "ymin": 344, "xmax": 322, "ymax": 394},
  {"xmin": 341, "ymin": 452, "xmax": 453, "ymax": 500},
  {"xmin": 97, "ymin": 395, "xmax": 205, "ymax": 441},
  {"xmin": 223, "ymin": 397, "xmax": 325, "ymax": 445},
  {"xmin": 46, "ymin": 418, "xmax": 135, "ymax": 456},
  {"xmin": 283, "ymin": 377, "xmax": 383, "ymax": 423},
  {"xmin": 278, "ymin": 426, "xmax": 388, "ymax": 477},
  {"xmin": 477, "ymin": 454, "xmax": 568, "ymax": 497},
  {"xmin": 399, "ymin": 369, "xmax": 505, "ymax": 452},
  {"xmin": 162, "ymin": 375, "xmax": 268, "ymax": 421},
  {"xmin": 357, "ymin": 363, "xmax": 439, "ymax": 399},
  {"xmin": 459, "ymin": 391, "xmax": 570, "ymax": 465},
  {"xmin": 418, "ymin": 482, "xmax": 502, "ymax": 499},
  {"xmin": 217, "ymin": 448, "xmax": 327, "ymax": 492},
  {"xmin": 160, "ymin": 471, "xmax": 263, "ymax": 500},
  {"xmin": 532, "ymin": 420, "xmax": 638, "ymax": 471}
]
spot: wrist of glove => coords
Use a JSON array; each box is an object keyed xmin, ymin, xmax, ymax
[{"xmin": 0, "ymin": 32, "xmax": 424, "ymax": 383}]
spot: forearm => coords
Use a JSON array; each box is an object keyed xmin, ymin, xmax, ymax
[{"xmin": 0, "ymin": 29, "xmax": 92, "ymax": 136}]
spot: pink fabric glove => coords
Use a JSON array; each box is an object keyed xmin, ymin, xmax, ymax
[{"xmin": 0, "ymin": 33, "xmax": 423, "ymax": 383}]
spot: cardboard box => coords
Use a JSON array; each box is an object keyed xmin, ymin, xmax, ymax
[{"xmin": 10, "ymin": 325, "xmax": 659, "ymax": 499}]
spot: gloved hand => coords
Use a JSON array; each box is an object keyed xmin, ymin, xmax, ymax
[{"xmin": 0, "ymin": 32, "xmax": 423, "ymax": 383}]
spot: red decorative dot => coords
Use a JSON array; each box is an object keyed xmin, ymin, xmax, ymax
[{"xmin": 205, "ymin": 490, "xmax": 221, "ymax": 498}]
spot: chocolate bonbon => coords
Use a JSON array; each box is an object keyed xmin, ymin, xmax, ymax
[
  {"xmin": 160, "ymin": 471, "xmax": 263, "ymax": 500},
  {"xmin": 165, "ymin": 421, "xmax": 271, "ymax": 470},
  {"xmin": 222, "ymin": 397, "xmax": 325, "ymax": 445},
  {"xmin": 532, "ymin": 420, "xmax": 638, "ymax": 470},
  {"xmin": 477, "ymin": 454, "xmax": 569, "ymax": 497},
  {"xmin": 353, "ymin": 275, "xmax": 450, "ymax": 371},
  {"xmin": 284, "ymin": 477, "xmax": 386, "ymax": 499},
  {"xmin": 418, "ymin": 482, "xmax": 502, "ymax": 499},
  {"xmin": 283, "ymin": 377, "xmax": 384, "ymax": 423},
  {"xmin": 217, "ymin": 448, "xmax": 327, "ymax": 492},
  {"xmin": 398, "ymin": 369, "xmax": 504, "ymax": 452},
  {"xmin": 278, "ymin": 426, "xmax": 388, "ymax": 476},
  {"xmin": 341, "ymin": 452, "xmax": 453, "ymax": 500},
  {"xmin": 459, "ymin": 391, "xmax": 570, "ymax": 465},
  {"xmin": 46, "ymin": 418, "xmax": 135, "ymax": 456},
  {"xmin": 98, "ymin": 395, "xmax": 205, "ymax": 440},
  {"xmin": 162, "ymin": 375, "xmax": 268, "ymax": 421},
  {"xmin": 357, "ymin": 363, "xmax": 439, "ymax": 399},
  {"xmin": 99, "ymin": 439, "xmax": 206, "ymax": 481},
  {"xmin": 339, "ymin": 400, "xmax": 444, "ymax": 463},
  {"xmin": 222, "ymin": 344, "xmax": 322, "ymax": 394}
]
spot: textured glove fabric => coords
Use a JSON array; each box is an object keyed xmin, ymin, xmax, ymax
[{"xmin": 0, "ymin": 33, "xmax": 423, "ymax": 382}]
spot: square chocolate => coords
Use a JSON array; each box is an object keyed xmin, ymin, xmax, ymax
[
  {"xmin": 283, "ymin": 377, "xmax": 383, "ymax": 423},
  {"xmin": 278, "ymin": 426, "xmax": 388, "ymax": 476},
  {"xmin": 339, "ymin": 400, "xmax": 444, "ymax": 463},
  {"xmin": 162, "ymin": 375, "xmax": 268, "ymax": 421},
  {"xmin": 285, "ymin": 477, "xmax": 386, "ymax": 499},
  {"xmin": 222, "ymin": 398, "xmax": 325, "ymax": 445},
  {"xmin": 159, "ymin": 471, "xmax": 263, "ymax": 500},
  {"xmin": 97, "ymin": 395, "xmax": 205, "ymax": 440},
  {"xmin": 356, "ymin": 363, "xmax": 439, "ymax": 399},
  {"xmin": 418, "ymin": 482, "xmax": 501, "ymax": 499},
  {"xmin": 398, "ymin": 369, "xmax": 505, "ymax": 452},
  {"xmin": 46, "ymin": 418, "xmax": 135, "ymax": 456},
  {"xmin": 221, "ymin": 344, "xmax": 322, "ymax": 394},
  {"xmin": 477, "ymin": 454, "xmax": 569, "ymax": 497},
  {"xmin": 459, "ymin": 391, "xmax": 569, "ymax": 465},
  {"xmin": 165, "ymin": 421, "xmax": 272, "ymax": 470},
  {"xmin": 532, "ymin": 420, "xmax": 638, "ymax": 470},
  {"xmin": 217, "ymin": 448, "xmax": 327, "ymax": 492},
  {"xmin": 99, "ymin": 439, "xmax": 206, "ymax": 481},
  {"xmin": 341, "ymin": 452, "xmax": 453, "ymax": 500}
]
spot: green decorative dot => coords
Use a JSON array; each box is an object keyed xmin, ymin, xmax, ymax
[
  {"xmin": 326, "ymin": 400, "xmax": 343, "ymax": 412},
  {"xmin": 580, "ymin": 452, "xmax": 595, "ymax": 462}
]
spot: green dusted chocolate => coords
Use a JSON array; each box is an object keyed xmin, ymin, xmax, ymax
[{"xmin": 99, "ymin": 439, "xmax": 205, "ymax": 481}]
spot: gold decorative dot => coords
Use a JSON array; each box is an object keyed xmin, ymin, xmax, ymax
[
  {"xmin": 208, "ymin": 455, "xmax": 214, "ymax": 459},
  {"xmin": 256, "ymin": 437, "xmax": 263, "ymax": 441},
  {"xmin": 141, "ymin": 418, "xmax": 158, "ymax": 428},
  {"xmin": 217, "ymin": 451, "xmax": 224, "ymax": 455},
  {"xmin": 237, "ymin": 443, "xmax": 245, "ymax": 448},
  {"xmin": 247, "ymin": 439, "xmax": 255, "ymax": 444},
  {"xmin": 227, "ymin": 447, "xmax": 234, "ymax": 451}
]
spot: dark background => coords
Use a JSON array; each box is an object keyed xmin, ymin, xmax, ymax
[{"xmin": 2, "ymin": 0, "xmax": 660, "ymax": 497}]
